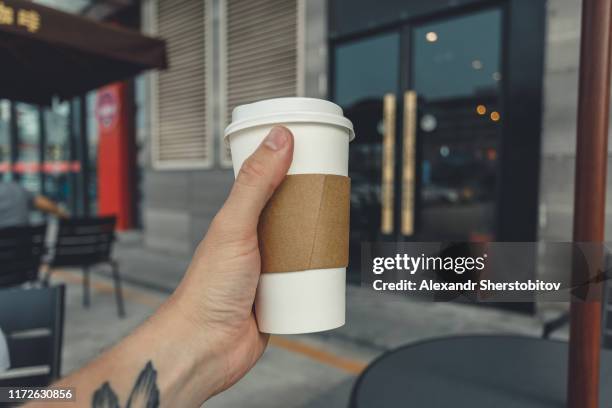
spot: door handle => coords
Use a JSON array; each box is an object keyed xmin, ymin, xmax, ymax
[
  {"xmin": 401, "ymin": 90, "xmax": 417, "ymax": 236},
  {"xmin": 381, "ymin": 93, "xmax": 396, "ymax": 235}
]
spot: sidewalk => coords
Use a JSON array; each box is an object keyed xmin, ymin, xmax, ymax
[
  {"xmin": 56, "ymin": 232, "xmax": 570, "ymax": 407},
  {"xmin": 111, "ymin": 233, "xmax": 566, "ymax": 350}
]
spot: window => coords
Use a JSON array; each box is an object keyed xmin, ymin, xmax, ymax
[
  {"xmin": 219, "ymin": 0, "xmax": 302, "ymax": 167},
  {"xmin": 151, "ymin": 0, "xmax": 213, "ymax": 169}
]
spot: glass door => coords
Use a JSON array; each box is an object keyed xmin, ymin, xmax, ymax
[
  {"xmin": 0, "ymin": 102, "xmax": 10, "ymax": 181},
  {"xmin": 404, "ymin": 8, "xmax": 503, "ymax": 242},
  {"xmin": 332, "ymin": 6, "xmax": 504, "ymax": 280},
  {"xmin": 332, "ymin": 31, "xmax": 401, "ymax": 281},
  {"xmin": 44, "ymin": 102, "xmax": 73, "ymax": 211}
]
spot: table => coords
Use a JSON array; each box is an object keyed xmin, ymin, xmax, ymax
[{"xmin": 349, "ymin": 335, "xmax": 612, "ymax": 408}]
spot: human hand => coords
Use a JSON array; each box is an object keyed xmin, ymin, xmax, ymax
[
  {"xmin": 39, "ymin": 126, "xmax": 293, "ymax": 408},
  {"xmin": 167, "ymin": 126, "xmax": 294, "ymax": 397},
  {"xmin": 57, "ymin": 207, "xmax": 69, "ymax": 219}
]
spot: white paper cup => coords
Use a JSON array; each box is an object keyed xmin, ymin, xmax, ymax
[{"xmin": 225, "ymin": 97, "xmax": 354, "ymax": 334}]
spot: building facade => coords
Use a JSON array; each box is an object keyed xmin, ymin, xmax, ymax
[
  {"xmin": 140, "ymin": 0, "xmax": 586, "ymax": 262},
  {"xmin": 140, "ymin": 0, "xmax": 327, "ymax": 253},
  {"xmin": 0, "ymin": 0, "xmax": 591, "ymax": 259}
]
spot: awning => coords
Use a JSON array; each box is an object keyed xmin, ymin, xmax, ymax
[{"xmin": 0, "ymin": 0, "xmax": 167, "ymax": 105}]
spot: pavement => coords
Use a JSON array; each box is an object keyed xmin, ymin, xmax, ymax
[{"xmin": 48, "ymin": 233, "xmax": 569, "ymax": 407}]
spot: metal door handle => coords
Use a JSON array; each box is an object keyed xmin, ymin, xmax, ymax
[
  {"xmin": 401, "ymin": 91, "xmax": 417, "ymax": 236},
  {"xmin": 381, "ymin": 93, "xmax": 396, "ymax": 235}
]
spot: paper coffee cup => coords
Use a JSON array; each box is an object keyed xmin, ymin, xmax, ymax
[{"xmin": 225, "ymin": 97, "xmax": 354, "ymax": 334}]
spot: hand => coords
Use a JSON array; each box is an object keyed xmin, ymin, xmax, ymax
[
  {"xmin": 57, "ymin": 207, "xmax": 69, "ymax": 219},
  {"xmin": 168, "ymin": 126, "xmax": 294, "ymax": 396},
  {"xmin": 33, "ymin": 196, "xmax": 70, "ymax": 219},
  {"xmin": 40, "ymin": 127, "xmax": 294, "ymax": 408}
]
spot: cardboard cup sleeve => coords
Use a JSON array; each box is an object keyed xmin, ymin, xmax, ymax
[{"xmin": 258, "ymin": 174, "xmax": 350, "ymax": 274}]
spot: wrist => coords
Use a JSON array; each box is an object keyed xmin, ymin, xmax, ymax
[{"xmin": 150, "ymin": 298, "xmax": 227, "ymax": 403}]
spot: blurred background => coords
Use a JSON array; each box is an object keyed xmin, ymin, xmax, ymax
[{"xmin": 1, "ymin": 0, "xmax": 610, "ymax": 407}]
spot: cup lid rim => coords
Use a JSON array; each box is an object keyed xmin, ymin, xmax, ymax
[{"xmin": 223, "ymin": 98, "xmax": 355, "ymax": 142}]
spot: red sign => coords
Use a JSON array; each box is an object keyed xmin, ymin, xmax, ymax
[
  {"xmin": 97, "ymin": 83, "xmax": 134, "ymax": 230},
  {"xmin": 13, "ymin": 162, "xmax": 39, "ymax": 173},
  {"xmin": 41, "ymin": 161, "xmax": 81, "ymax": 173},
  {"xmin": 96, "ymin": 89, "xmax": 119, "ymax": 130},
  {"xmin": 7, "ymin": 161, "xmax": 82, "ymax": 174}
]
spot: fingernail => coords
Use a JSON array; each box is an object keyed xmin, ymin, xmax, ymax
[{"xmin": 263, "ymin": 126, "xmax": 288, "ymax": 151}]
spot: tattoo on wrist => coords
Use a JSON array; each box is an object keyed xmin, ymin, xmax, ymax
[{"xmin": 92, "ymin": 361, "xmax": 160, "ymax": 408}]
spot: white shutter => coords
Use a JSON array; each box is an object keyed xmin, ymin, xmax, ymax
[
  {"xmin": 219, "ymin": 0, "xmax": 301, "ymax": 167},
  {"xmin": 152, "ymin": 0, "xmax": 212, "ymax": 169}
]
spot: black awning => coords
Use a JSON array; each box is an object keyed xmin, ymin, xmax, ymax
[{"xmin": 0, "ymin": 0, "xmax": 167, "ymax": 105}]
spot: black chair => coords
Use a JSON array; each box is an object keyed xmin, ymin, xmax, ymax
[
  {"xmin": 0, "ymin": 285, "xmax": 65, "ymax": 387},
  {"xmin": 0, "ymin": 224, "xmax": 46, "ymax": 288},
  {"xmin": 47, "ymin": 216, "xmax": 125, "ymax": 318}
]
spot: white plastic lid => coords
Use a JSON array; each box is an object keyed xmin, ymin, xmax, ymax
[{"xmin": 224, "ymin": 97, "xmax": 355, "ymax": 142}]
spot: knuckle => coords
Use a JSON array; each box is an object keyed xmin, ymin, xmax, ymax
[
  {"xmin": 208, "ymin": 209, "xmax": 256, "ymax": 245},
  {"xmin": 237, "ymin": 156, "xmax": 268, "ymax": 188}
]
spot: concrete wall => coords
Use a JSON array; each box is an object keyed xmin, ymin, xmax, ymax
[
  {"xmin": 538, "ymin": 0, "xmax": 581, "ymax": 241},
  {"xmin": 143, "ymin": 169, "xmax": 233, "ymax": 254},
  {"xmin": 538, "ymin": 0, "xmax": 612, "ymax": 242},
  {"xmin": 303, "ymin": 0, "xmax": 328, "ymax": 99}
]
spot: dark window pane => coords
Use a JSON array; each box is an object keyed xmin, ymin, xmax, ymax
[
  {"xmin": 334, "ymin": 32, "xmax": 400, "ymax": 108},
  {"xmin": 0, "ymin": 102, "xmax": 11, "ymax": 182},
  {"xmin": 44, "ymin": 102, "xmax": 72, "ymax": 209},
  {"xmin": 16, "ymin": 103, "xmax": 41, "ymax": 194},
  {"xmin": 413, "ymin": 9, "xmax": 502, "ymax": 100},
  {"xmin": 412, "ymin": 9, "xmax": 502, "ymax": 240}
]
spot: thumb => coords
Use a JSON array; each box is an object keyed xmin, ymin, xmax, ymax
[{"xmin": 221, "ymin": 126, "xmax": 294, "ymax": 232}]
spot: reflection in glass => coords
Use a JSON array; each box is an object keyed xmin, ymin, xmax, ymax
[
  {"xmin": 88, "ymin": 92, "xmax": 99, "ymax": 215},
  {"xmin": 413, "ymin": 9, "xmax": 502, "ymax": 100},
  {"xmin": 16, "ymin": 104, "xmax": 41, "ymax": 193},
  {"xmin": 44, "ymin": 102, "xmax": 72, "ymax": 209},
  {"xmin": 0, "ymin": 101, "xmax": 11, "ymax": 182},
  {"xmin": 334, "ymin": 33, "xmax": 399, "ymax": 108},
  {"xmin": 412, "ymin": 9, "xmax": 502, "ymax": 241}
]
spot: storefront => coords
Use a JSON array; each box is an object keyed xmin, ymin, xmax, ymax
[
  {"xmin": 0, "ymin": 98, "xmax": 97, "ymax": 220},
  {"xmin": 0, "ymin": 0, "xmax": 165, "ymax": 228},
  {"xmin": 328, "ymin": 0, "xmax": 545, "ymax": 282}
]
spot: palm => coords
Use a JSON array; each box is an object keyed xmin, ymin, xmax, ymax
[
  {"xmin": 183, "ymin": 228, "xmax": 269, "ymax": 392},
  {"xmin": 174, "ymin": 125, "xmax": 293, "ymax": 398}
]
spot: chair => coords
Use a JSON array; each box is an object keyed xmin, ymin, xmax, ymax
[
  {"xmin": 0, "ymin": 224, "xmax": 46, "ymax": 288},
  {"xmin": 0, "ymin": 285, "xmax": 65, "ymax": 387},
  {"xmin": 47, "ymin": 216, "xmax": 125, "ymax": 318}
]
